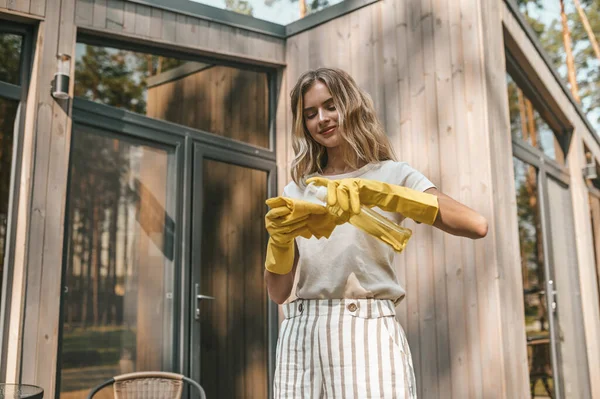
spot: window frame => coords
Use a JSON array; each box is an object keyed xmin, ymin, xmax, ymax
[
  {"xmin": 0, "ymin": 19, "xmax": 35, "ymax": 380},
  {"xmin": 56, "ymin": 34, "xmax": 280, "ymax": 396}
]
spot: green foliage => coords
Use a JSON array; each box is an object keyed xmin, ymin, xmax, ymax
[
  {"xmin": 0, "ymin": 33, "xmax": 22, "ymax": 85},
  {"xmin": 226, "ymin": 0, "xmax": 254, "ymax": 15},
  {"xmin": 75, "ymin": 46, "xmax": 147, "ymax": 114},
  {"xmin": 517, "ymin": 0, "xmax": 600, "ymax": 128}
]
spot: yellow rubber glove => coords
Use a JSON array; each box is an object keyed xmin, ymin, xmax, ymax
[
  {"xmin": 265, "ymin": 197, "xmax": 342, "ymax": 275},
  {"xmin": 306, "ymin": 177, "xmax": 439, "ymax": 225}
]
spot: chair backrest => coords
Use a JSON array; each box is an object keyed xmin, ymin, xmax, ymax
[{"xmin": 87, "ymin": 372, "xmax": 206, "ymax": 399}]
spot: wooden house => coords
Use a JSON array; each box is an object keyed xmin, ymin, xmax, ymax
[{"xmin": 0, "ymin": 0, "xmax": 599, "ymax": 397}]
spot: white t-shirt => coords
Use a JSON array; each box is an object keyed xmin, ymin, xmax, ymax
[{"xmin": 282, "ymin": 160, "xmax": 436, "ymax": 304}]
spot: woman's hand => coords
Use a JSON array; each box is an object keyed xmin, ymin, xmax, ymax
[{"xmin": 306, "ymin": 177, "xmax": 439, "ymax": 225}]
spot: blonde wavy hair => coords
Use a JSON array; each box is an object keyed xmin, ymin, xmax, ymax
[{"xmin": 290, "ymin": 68, "xmax": 397, "ymax": 186}]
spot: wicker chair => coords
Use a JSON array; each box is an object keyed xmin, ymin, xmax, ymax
[{"xmin": 86, "ymin": 371, "xmax": 207, "ymax": 399}]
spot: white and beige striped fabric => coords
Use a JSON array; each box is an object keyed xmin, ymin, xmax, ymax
[{"xmin": 275, "ymin": 299, "xmax": 417, "ymax": 398}]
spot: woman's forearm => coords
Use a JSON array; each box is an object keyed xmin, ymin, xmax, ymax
[
  {"xmin": 264, "ymin": 243, "xmax": 299, "ymax": 304},
  {"xmin": 425, "ymin": 188, "xmax": 488, "ymax": 239}
]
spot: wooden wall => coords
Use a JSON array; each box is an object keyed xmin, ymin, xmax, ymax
[
  {"xmin": 0, "ymin": 0, "xmax": 45, "ymax": 18},
  {"xmin": 1, "ymin": 0, "xmax": 283, "ymax": 397},
  {"xmin": 502, "ymin": 4, "xmax": 600, "ymax": 398},
  {"xmin": 284, "ymin": 0, "xmax": 511, "ymax": 397},
  {"xmin": 74, "ymin": 0, "xmax": 285, "ymax": 66}
]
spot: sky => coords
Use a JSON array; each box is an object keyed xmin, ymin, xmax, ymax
[{"xmin": 190, "ymin": 0, "xmax": 344, "ymax": 25}]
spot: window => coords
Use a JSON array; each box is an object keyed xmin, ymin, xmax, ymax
[
  {"xmin": 74, "ymin": 42, "xmax": 270, "ymax": 149},
  {"xmin": 506, "ymin": 73, "xmax": 565, "ymax": 164}
]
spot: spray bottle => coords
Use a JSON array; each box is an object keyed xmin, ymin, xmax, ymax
[{"xmin": 306, "ymin": 183, "xmax": 413, "ymax": 253}]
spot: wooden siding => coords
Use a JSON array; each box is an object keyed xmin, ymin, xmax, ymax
[
  {"xmin": 284, "ymin": 0, "xmax": 509, "ymax": 397},
  {"xmin": 17, "ymin": 1, "xmax": 77, "ymax": 398},
  {"xmin": 502, "ymin": 4, "xmax": 600, "ymax": 398},
  {"xmin": 147, "ymin": 65, "xmax": 270, "ymax": 148},
  {"xmin": 74, "ymin": 0, "xmax": 285, "ymax": 66},
  {"xmin": 0, "ymin": 0, "xmax": 45, "ymax": 17}
]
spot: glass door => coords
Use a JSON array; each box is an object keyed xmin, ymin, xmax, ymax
[
  {"xmin": 189, "ymin": 143, "xmax": 276, "ymax": 399},
  {"xmin": 513, "ymin": 157, "xmax": 560, "ymax": 399},
  {"xmin": 545, "ymin": 177, "xmax": 591, "ymax": 399},
  {"xmin": 58, "ymin": 119, "xmax": 185, "ymax": 398}
]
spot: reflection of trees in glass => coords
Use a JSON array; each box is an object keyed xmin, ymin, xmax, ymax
[
  {"xmin": 506, "ymin": 75, "xmax": 561, "ymax": 162},
  {"xmin": 64, "ymin": 133, "xmax": 135, "ymax": 329},
  {"xmin": 75, "ymin": 45, "xmax": 185, "ymax": 114},
  {"xmin": 516, "ymin": 0, "xmax": 600, "ymax": 128},
  {"xmin": 0, "ymin": 33, "xmax": 22, "ymax": 85}
]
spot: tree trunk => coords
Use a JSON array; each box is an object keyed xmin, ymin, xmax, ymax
[
  {"xmin": 573, "ymin": 0, "xmax": 600, "ymax": 62},
  {"xmin": 560, "ymin": 0, "xmax": 581, "ymax": 102},
  {"xmin": 299, "ymin": 0, "xmax": 307, "ymax": 18}
]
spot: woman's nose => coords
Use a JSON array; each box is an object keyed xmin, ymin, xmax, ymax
[{"xmin": 318, "ymin": 108, "xmax": 329, "ymax": 122}]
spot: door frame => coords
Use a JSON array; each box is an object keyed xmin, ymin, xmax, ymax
[
  {"xmin": 57, "ymin": 95, "xmax": 279, "ymax": 396},
  {"xmin": 189, "ymin": 141, "xmax": 277, "ymax": 398},
  {"xmin": 512, "ymin": 137, "xmax": 591, "ymax": 398},
  {"xmin": 0, "ymin": 19, "xmax": 35, "ymax": 380}
]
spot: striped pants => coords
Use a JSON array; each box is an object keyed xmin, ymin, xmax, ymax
[{"xmin": 274, "ymin": 299, "xmax": 417, "ymax": 398}]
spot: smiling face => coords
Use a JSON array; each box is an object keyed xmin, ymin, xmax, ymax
[{"xmin": 302, "ymin": 81, "xmax": 342, "ymax": 149}]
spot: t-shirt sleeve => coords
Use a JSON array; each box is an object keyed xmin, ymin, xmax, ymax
[{"xmin": 394, "ymin": 162, "xmax": 436, "ymax": 192}]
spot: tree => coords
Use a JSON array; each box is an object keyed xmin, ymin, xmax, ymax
[{"xmin": 516, "ymin": 0, "xmax": 600, "ymax": 128}]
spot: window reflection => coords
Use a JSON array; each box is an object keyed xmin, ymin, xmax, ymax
[
  {"xmin": 507, "ymin": 74, "xmax": 564, "ymax": 164},
  {"xmin": 74, "ymin": 44, "xmax": 270, "ymax": 148},
  {"xmin": 0, "ymin": 33, "xmax": 23, "ymax": 85},
  {"xmin": 59, "ymin": 128, "xmax": 177, "ymax": 398},
  {"xmin": 513, "ymin": 157, "xmax": 555, "ymax": 398}
]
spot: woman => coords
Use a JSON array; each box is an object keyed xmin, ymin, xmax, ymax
[{"xmin": 265, "ymin": 68, "xmax": 488, "ymax": 398}]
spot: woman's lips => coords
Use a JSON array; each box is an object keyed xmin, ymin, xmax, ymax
[{"xmin": 320, "ymin": 126, "xmax": 336, "ymax": 135}]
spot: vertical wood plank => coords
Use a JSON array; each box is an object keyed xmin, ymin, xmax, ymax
[
  {"xmin": 175, "ymin": 13, "xmax": 189, "ymax": 46},
  {"xmin": 197, "ymin": 19, "xmax": 210, "ymax": 49},
  {"xmin": 187, "ymin": 16, "xmax": 200, "ymax": 48},
  {"xmin": 133, "ymin": 4, "xmax": 151, "ymax": 37},
  {"xmin": 161, "ymin": 10, "xmax": 176, "ymax": 43},
  {"xmin": 28, "ymin": 0, "xmax": 45, "ymax": 17},
  {"xmin": 0, "ymin": 0, "xmax": 7, "ymax": 9},
  {"xmin": 122, "ymin": 1, "xmax": 136, "ymax": 33},
  {"xmin": 417, "ymin": 0, "xmax": 440, "ymax": 392},
  {"xmin": 23, "ymin": 0, "xmax": 78, "ymax": 395},
  {"xmin": 392, "ymin": 0, "xmax": 411, "ymax": 330},
  {"xmin": 75, "ymin": 0, "xmax": 94, "ymax": 26},
  {"xmin": 149, "ymin": 7, "xmax": 162, "ymax": 39},
  {"xmin": 446, "ymin": 1, "xmax": 474, "ymax": 397},
  {"xmin": 8, "ymin": 0, "xmax": 29, "ymax": 13},
  {"xmin": 106, "ymin": 0, "xmax": 124, "ymax": 31},
  {"xmin": 92, "ymin": 0, "xmax": 107, "ymax": 29},
  {"xmin": 20, "ymin": 0, "xmax": 64, "ymax": 385},
  {"xmin": 405, "ymin": 0, "xmax": 427, "ymax": 394},
  {"xmin": 430, "ymin": 0, "xmax": 454, "ymax": 395}
]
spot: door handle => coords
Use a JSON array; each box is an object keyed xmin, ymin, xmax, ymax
[
  {"xmin": 548, "ymin": 280, "xmax": 558, "ymax": 313},
  {"xmin": 195, "ymin": 283, "xmax": 214, "ymax": 320}
]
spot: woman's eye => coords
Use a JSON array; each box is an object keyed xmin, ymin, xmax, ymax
[
  {"xmin": 328, "ymin": 105, "xmax": 336, "ymax": 111},
  {"xmin": 305, "ymin": 113, "xmax": 316, "ymax": 119}
]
